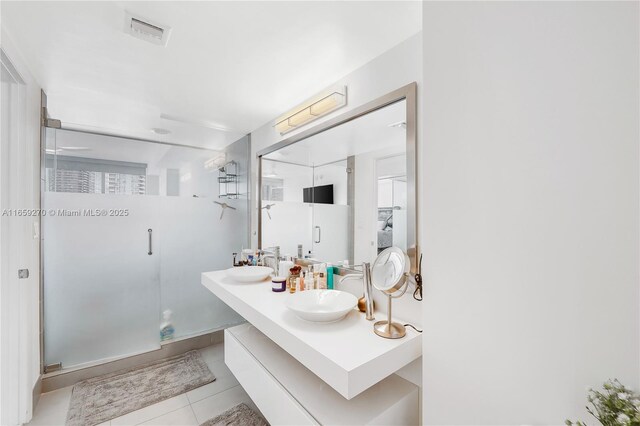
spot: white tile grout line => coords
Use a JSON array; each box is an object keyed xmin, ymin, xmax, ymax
[
  {"xmin": 185, "ymin": 376, "xmax": 239, "ymax": 405},
  {"xmin": 191, "ymin": 385, "xmax": 244, "ymax": 425},
  {"xmin": 133, "ymin": 404, "xmax": 189, "ymax": 426},
  {"xmin": 188, "ymin": 403, "xmax": 199, "ymax": 426},
  {"xmin": 132, "ymin": 384, "xmax": 244, "ymax": 426}
]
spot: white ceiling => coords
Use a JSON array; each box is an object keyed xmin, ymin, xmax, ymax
[{"xmin": 1, "ymin": 1, "xmax": 421, "ymax": 149}]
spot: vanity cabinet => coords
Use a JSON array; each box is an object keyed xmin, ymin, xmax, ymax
[{"xmin": 225, "ymin": 323, "xmax": 419, "ymax": 426}]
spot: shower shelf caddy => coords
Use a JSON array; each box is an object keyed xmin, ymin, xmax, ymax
[{"xmin": 218, "ymin": 160, "xmax": 239, "ymax": 199}]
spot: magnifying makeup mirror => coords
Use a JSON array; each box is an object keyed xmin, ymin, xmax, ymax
[{"xmin": 371, "ymin": 247, "xmax": 410, "ymax": 339}]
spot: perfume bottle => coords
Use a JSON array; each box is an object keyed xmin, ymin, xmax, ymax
[{"xmin": 288, "ymin": 265, "xmax": 301, "ymax": 293}]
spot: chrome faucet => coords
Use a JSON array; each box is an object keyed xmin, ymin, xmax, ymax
[
  {"xmin": 261, "ymin": 246, "xmax": 280, "ymax": 272},
  {"xmin": 339, "ymin": 262, "xmax": 375, "ymax": 321}
]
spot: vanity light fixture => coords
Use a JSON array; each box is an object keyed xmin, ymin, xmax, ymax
[
  {"xmin": 204, "ymin": 152, "xmax": 226, "ymax": 170},
  {"xmin": 59, "ymin": 146, "xmax": 91, "ymax": 151},
  {"xmin": 388, "ymin": 121, "xmax": 407, "ymax": 129},
  {"xmin": 275, "ymin": 87, "xmax": 347, "ymax": 135}
]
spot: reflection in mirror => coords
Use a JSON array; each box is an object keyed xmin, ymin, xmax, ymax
[
  {"xmin": 376, "ymin": 155, "xmax": 407, "ymax": 255},
  {"xmin": 44, "ymin": 128, "xmax": 230, "ymax": 198},
  {"xmin": 261, "ymin": 99, "xmax": 407, "ymax": 266},
  {"xmin": 260, "ymin": 160, "xmax": 314, "ymax": 259}
]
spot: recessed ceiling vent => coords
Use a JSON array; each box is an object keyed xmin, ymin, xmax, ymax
[{"xmin": 124, "ymin": 11, "xmax": 172, "ymax": 46}]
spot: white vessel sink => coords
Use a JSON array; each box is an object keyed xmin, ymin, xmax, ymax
[
  {"xmin": 286, "ymin": 290, "xmax": 358, "ymax": 323},
  {"xmin": 226, "ymin": 266, "xmax": 273, "ymax": 283}
]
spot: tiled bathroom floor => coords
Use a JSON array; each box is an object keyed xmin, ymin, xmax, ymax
[{"xmin": 28, "ymin": 343, "xmax": 261, "ymax": 426}]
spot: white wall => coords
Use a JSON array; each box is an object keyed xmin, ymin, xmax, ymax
[
  {"xmin": 376, "ymin": 154, "xmax": 405, "ymax": 179},
  {"xmin": 313, "ymin": 163, "xmax": 347, "ymax": 205},
  {"xmin": 422, "ymin": 2, "xmax": 639, "ymax": 424}
]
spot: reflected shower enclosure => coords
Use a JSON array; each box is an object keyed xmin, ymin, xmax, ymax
[{"xmin": 42, "ymin": 128, "xmax": 249, "ymax": 370}]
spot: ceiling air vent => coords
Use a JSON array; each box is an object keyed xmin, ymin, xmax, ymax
[{"xmin": 124, "ymin": 11, "xmax": 172, "ymax": 46}]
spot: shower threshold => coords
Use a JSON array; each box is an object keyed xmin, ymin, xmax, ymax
[{"xmin": 41, "ymin": 326, "xmax": 234, "ymax": 393}]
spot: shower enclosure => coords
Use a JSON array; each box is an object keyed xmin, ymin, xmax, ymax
[{"xmin": 42, "ymin": 128, "xmax": 248, "ymax": 371}]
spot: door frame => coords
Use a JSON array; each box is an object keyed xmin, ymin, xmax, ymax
[
  {"xmin": 0, "ymin": 46, "xmax": 27, "ymax": 426},
  {"xmin": 0, "ymin": 34, "xmax": 42, "ymax": 426}
]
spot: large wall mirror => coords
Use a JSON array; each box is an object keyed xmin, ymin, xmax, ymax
[{"xmin": 258, "ymin": 83, "xmax": 417, "ymax": 270}]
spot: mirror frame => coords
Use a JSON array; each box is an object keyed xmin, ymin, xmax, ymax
[{"xmin": 258, "ymin": 82, "xmax": 419, "ymax": 273}]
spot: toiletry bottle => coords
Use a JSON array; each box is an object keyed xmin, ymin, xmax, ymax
[
  {"xmin": 242, "ymin": 249, "xmax": 253, "ymax": 264},
  {"xmin": 279, "ymin": 257, "xmax": 294, "ymax": 277},
  {"xmin": 288, "ymin": 265, "xmax": 300, "ymax": 293},
  {"xmin": 327, "ymin": 264, "xmax": 334, "ymax": 289},
  {"xmin": 299, "ymin": 272, "xmax": 305, "ymax": 291},
  {"xmin": 160, "ymin": 310, "xmax": 175, "ymax": 342},
  {"xmin": 312, "ymin": 264, "xmax": 320, "ymax": 290},
  {"xmin": 272, "ymin": 276, "xmax": 286, "ymax": 292},
  {"xmin": 289, "ymin": 276, "xmax": 297, "ymax": 294},
  {"xmin": 297, "ymin": 244, "xmax": 303, "ymax": 259},
  {"xmin": 318, "ymin": 263, "xmax": 327, "ymax": 289}
]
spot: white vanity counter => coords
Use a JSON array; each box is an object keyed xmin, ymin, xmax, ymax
[{"xmin": 202, "ymin": 269, "xmax": 422, "ymax": 399}]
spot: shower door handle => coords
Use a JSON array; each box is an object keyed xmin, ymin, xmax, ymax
[
  {"xmin": 314, "ymin": 226, "xmax": 321, "ymax": 244},
  {"xmin": 148, "ymin": 229, "xmax": 153, "ymax": 255}
]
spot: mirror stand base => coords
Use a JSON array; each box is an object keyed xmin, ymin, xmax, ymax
[{"xmin": 373, "ymin": 321, "xmax": 406, "ymax": 339}]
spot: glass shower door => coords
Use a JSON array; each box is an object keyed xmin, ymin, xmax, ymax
[
  {"xmin": 43, "ymin": 129, "xmax": 162, "ymax": 369},
  {"xmin": 43, "ymin": 193, "xmax": 161, "ymax": 368}
]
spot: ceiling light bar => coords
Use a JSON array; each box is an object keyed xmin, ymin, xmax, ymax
[
  {"xmin": 275, "ymin": 87, "xmax": 347, "ymax": 135},
  {"xmin": 150, "ymin": 127, "xmax": 172, "ymax": 135},
  {"xmin": 204, "ymin": 153, "xmax": 226, "ymax": 170}
]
